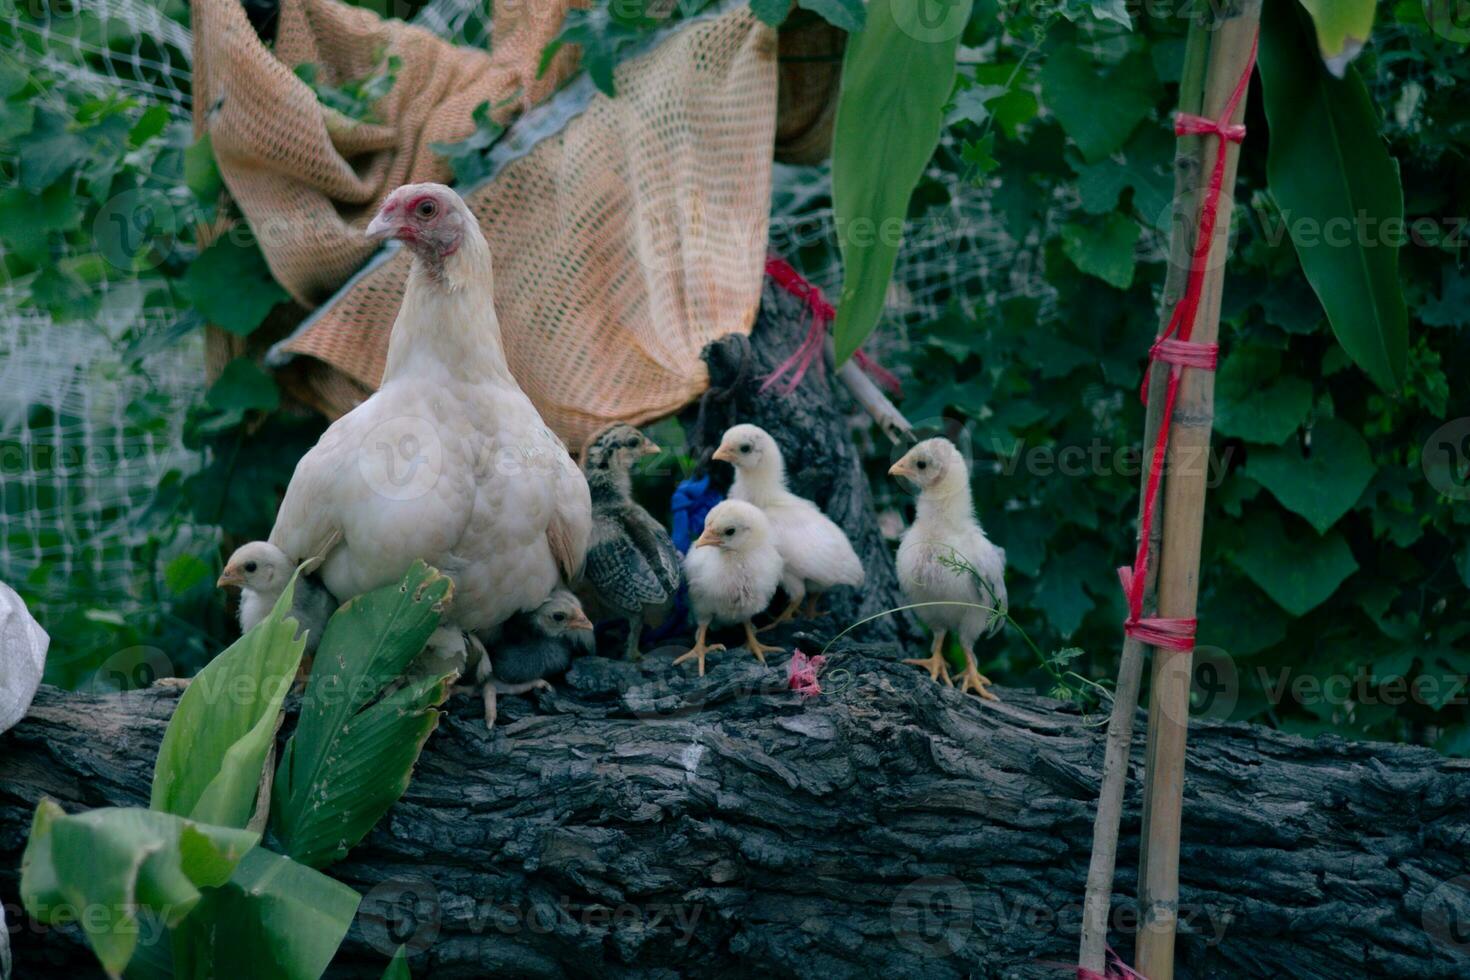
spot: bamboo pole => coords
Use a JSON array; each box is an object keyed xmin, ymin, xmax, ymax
[
  {"xmin": 1076, "ymin": 17, "xmax": 1210, "ymax": 975},
  {"xmin": 1134, "ymin": 4, "xmax": 1261, "ymax": 977}
]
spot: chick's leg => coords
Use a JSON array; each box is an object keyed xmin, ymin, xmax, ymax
[
  {"xmin": 673, "ymin": 622, "xmax": 725, "ymax": 676},
  {"xmin": 957, "ymin": 644, "xmax": 999, "ymax": 701},
  {"xmin": 623, "ymin": 616, "xmax": 643, "ymax": 661},
  {"xmin": 801, "ymin": 593, "xmax": 824, "ymax": 618},
  {"xmin": 905, "ymin": 630, "xmax": 953, "ymax": 686},
  {"xmin": 758, "ymin": 596, "xmax": 802, "ymax": 633},
  {"xmin": 741, "ymin": 620, "xmax": 784, "ymax": 664},
  {"xmin": 482, "ymin": 683, "xmax": 498, "ymax": 729}
]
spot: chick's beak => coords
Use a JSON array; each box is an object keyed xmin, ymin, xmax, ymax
[
  {"xmin": 694, "ymin": 527, "xmax": 723, "ymax": 548},
  {"xmin": 568, "ymin": 611, "xmax": 594, "ymax": 631},
  {"xmin": 217, "ymin": 566, "xmax": 244, "ymax": 588},
  {"xmin": 889, "ymin": 459, "xmax": 915, "ymax": 479},
  {"xmin": 712, "ymin": 444, "xmax": 737, "ymax": 463},
  {"xmin": 641, "ymin": 441, "xmax": 661, "ymax": 457},
  {"xmin": 365, "ymin": 207, "xmax": 399, "ymax": 242}
]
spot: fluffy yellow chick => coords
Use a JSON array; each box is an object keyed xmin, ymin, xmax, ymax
[
  {"xmin": 890, "ymin": 437, "xmax": 1007, "ymax": 700},
  {"xmin": 714, "ymin": 424, "xmax": 864, "ymax": 625},
  {"xmin": 675, "ymin": 500, "xmax": 785, "ymax": 676}
]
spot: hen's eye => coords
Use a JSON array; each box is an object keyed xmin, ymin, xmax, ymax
[
  {"xmin": 243, "ymin": 561, "xmax": 258, "ymax": 573},
  {"xmin": 739, "ymin": 445, "xmax": 751, "ymax": 454},
  {"xmin": 724, "ymin": 527, "xmax": 736, "ymax": 536},
  {"xmin": 416, "ymin": 199, "xmax": 437, "ymax": 218},
  {"xmin": 916, "ymin": 460, "xmax": 928, "ymax": 471}
]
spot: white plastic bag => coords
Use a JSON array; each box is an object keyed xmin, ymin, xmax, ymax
[{"xmin": 0, "ymin": 582, "xmax": 48, "ymax": 735}]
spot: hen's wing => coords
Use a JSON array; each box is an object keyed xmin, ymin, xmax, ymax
[
  {"xmin": 545, "ymin": 440, "xmax": 592, "ymax": 583},
  {"xmin": 268, "ymin": 417, "xmax": 355, "ymax": 565}
]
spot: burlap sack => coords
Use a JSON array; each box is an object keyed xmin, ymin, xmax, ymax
[{"xmin": 195, "ymin": 0, "xmax": 778, "ymax": 448}]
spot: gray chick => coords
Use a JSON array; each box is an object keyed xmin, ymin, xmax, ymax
[
  {"xmin": 579, "ymin": 423, "xmax": 683, "ymax": 660},
  {"xmin": 475, "ymin": 588, "xmax": 594, "ymax": 728}
]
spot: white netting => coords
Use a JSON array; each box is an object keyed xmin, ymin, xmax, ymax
[{"xmin": 0, "ymin": 0, "xmax": 1037, "ymax": 618}]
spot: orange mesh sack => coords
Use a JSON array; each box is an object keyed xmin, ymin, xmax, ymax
[{"xmin": 194, "ymin": 0, "xmax": 778, "ymax": 448}]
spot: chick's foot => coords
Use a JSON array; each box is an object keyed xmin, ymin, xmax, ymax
[
  {"xmin": 905, "ymin": 652, "xmax": 953, "ymax": 686},
  {"xmin": 957, "ymin": 663, "xmax": 999, "ymax": 701},
  {"xmin": 741, "ymin": 621, "xmax": 784, "ymax": 664}
]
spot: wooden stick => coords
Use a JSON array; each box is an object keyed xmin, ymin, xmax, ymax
[
  {"xmin": 837, "ymin": 353, "xmax": 914, "ymax": 444},
  {"xmin": 1134, "ymin": 4, "xmax": 1261, "ymax": 977},
  {"xmin": 1076, "ymin": 18, "xmax": 1210, "ymax": 974}
]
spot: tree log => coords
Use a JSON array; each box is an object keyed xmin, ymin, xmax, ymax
[{"xmin": 4, "ymin": 646, "xmax": 1469, "ymax": 979}]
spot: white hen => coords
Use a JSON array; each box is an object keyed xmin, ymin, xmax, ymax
[
  {"xmin": 676, "ymin": 500, "xmax": 784, "ymax": 676},
  {"xmin": 715, "ymin": 424, "xmax": 864, "ymax": 624},
  {"xmin": 890, "ymin": 437, "xmax": 1007, "ymax": 700},
  {"xmin": 268, "ymin": 184, "xmax": 591, "ymax": 635}
]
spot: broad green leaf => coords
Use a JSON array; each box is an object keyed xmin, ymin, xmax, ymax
[
  {"xmin": 272, "ymin": 562, "xmax": 454, "ymax": 869},
  {"xmin": 179, "ymin": 236, "xmax": 290, "ymax": 337},
  {"xmin": 1227, "ymin": 511, "xmax": 1358, "ymax": 616},
  {"xmin": 1258, "ymin": 0, "xmax": 1408, "ymax": 393},
  {"xmin": 1072, "ymin": 127, "xmax": 1173, "ymax": 230},
  {"xmin": 748, "ymin": 0, "xmax": 791, "ymax": 27},
  {"xmin": 164, "ymin": 554, "xmax": 213, "ymax": 595},
  {"xmin": 830, "ymin": 0, "xmax": 974, "ymax": 364},
  {"xmin": 1245, "ymin": 417, "xmax": 1375, "ymax": 533},
  {"xmin": 1040, "ymin": 47, "xmax": 1157, "ymax": 163},
  {"xmin": 176, "ymin": 848, "xmax": 361, "ymax": 980},
  {"xmin": 1060, "ymin": 213, "xmax": 1139, "ymax": 289},
  {"xmin": 184, "ymin": 133, "xmax": 224, "ymax": 203},
  {"xmin": 1214, "ymin": 346, "xmax": 1312, "ymax": 444},
  {"xmin": 205, "ymin": 358, "xmax": 281, "ymax": 415},
  {"xmin": 19, "ymin": 108, "xmax": 88, "ymax": 192},
  {"xmin": 970, "ymin": 64, "xmax": 1039, "ymax": 138},
  {"xmin": 382, "ymin": 947, "xmax": 411, "ymax": 980},
  {"xmin": 1197, "ymin": 576, "xmax": 1289, "ymax": 658},
  {"xmin": 151, "ymin": 574, "xmax": 305, "ymax": 829},
  {"xmin": 799, "ymin": 0, "xmax": 865, "ymax": 32},
  {"xmin": 20, "ymin": 802, "xmax": 257, "ymax": 978},
  {"xmin": 1296, "ymin": 0, "xmax": 1375, "ymax": 77}
]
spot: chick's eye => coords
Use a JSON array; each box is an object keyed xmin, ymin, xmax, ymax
[
  {"xmin": 739, "ymin": 445, "xmax": 751, "ymax": 454},
  {"xmin": 552, "ymin": 612, "xmax": 566, "ymax": 622},
  {"xmin": 916, "ymin": 460, "xmax": 928, "ymax": 471},
  {"xmin": 243, "ymin": 561, "xmax": 258, "ymax": 573},
  {"xmin": 625, "ymin": 438, "xmax": 640, "ymax": 448},
  {"xmin": 724, "ymin": 527, "xmax": 736, "ymax": 536},
  {"xmin": 415, "ymin": 199, "xmax": 437, "ymax": 218}
]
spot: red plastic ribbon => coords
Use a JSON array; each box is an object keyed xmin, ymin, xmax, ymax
[
  {"xmin": 761, "ymin": 256, "xmax": 903, "ymax": 397},
  {"xmin": 1120, "ymin": 35, "xmax": 1258, "ymax": 654}
]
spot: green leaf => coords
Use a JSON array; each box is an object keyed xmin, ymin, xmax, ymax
[
  {"xmin": 798, "ymin": 0, "xmax": 865, "ymax": 32},
  {"xmin": 1244, "ymin": 417, "xmax": 1375, "ymax": 533},
  {"xmin": 20, "ymin": 802, "xmax": 258, "ymax": 977},
  {"xmin": 382, "ymin": 946, "xmax": 412, "ymax": 980},
  {"xmin": 19, "ymin": 108, "xmax": 89, "ymax": 192},
  {"xmin": 1072, "ymin": 127, "xmax": 1173, "ymax": 230},
  {"xmin": 180, "ymin": 236, "xmax": 290, "ymax": 336},
  {"xmin": 164, "ymin": 554, "xmax": 213, "ymax": 595},
  {"xmin": 151, "ymin": 575, "xmax": 306, "ymax": 829},
  {"xmin": 1060, "ymin": 213, "xmax": 1139, "ymax": 289},
  {"xmin": 272, "ymin": 562, "xmax": 454, "ymax": 869},
  {"xmin": 129, "ymin": 106, "xmax": 170, "ymax": 147},
  {"xmin": 969, "ymin": 64, "xmax": 1039, "ymax": 138},
  {"xmin": 184, "ymin": 133, "xmax": 224, "ymax": 203},
  {"xmin": 178, "ymin": 847, "xmax": 361, "ymax": 980},
  {"xmin": 1295, "ymin": 0, "xmax": 1375, "ymax": 77},
  {"xmin": 205, "ymin": 358, "xmax": 281, "ymax": 415},
  {"xmin": 1040, "ymin": 47, "xmax": 1157, "ymax": 163},
  {"xmin": 1228, "ymin": 511, "xmax": 1358, "ymax": 616},
  {"xmin": 830, "ymin": 0, "xmax": 974, "ymax": 364},
  {"xmin": 1214, "ymin": 346, "xmax": 1312, "ymax": 444},
  {"xmin": 1258, "ymin": 0, "xmax": 1408, "ymax": 393},
  {"xmin": 749, "ymin": 0, "xmax": 791, "ymax": 27}
]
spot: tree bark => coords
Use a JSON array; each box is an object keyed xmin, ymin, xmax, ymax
[{"xmin": 4, "ymin": 648, "xmax": 1469, "ymax": 979}]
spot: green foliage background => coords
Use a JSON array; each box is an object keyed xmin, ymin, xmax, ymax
[{"xmin": 2, "ymin": 0, "xmax": 1467, "ymax": 754}]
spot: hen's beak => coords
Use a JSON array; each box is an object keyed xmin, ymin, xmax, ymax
[
  {"xmin": 694, "ymin": 527, "xmax": 723, "ymax": 548},
  {"xmin": 217, "ymin": 566, "xmax": 244, "ymax": 588},
  {"xmin": 365, "ymin": 209, "xmax": 399, "ymax": 242},
  {"xmin": 711, "ymin": 444, "xmax": 737, "ymax": 463},
  {"xmin": 568, "ymin": 611, "xmax": 594, "ymax": 632},
  {"xmin": 889, "ymin": 460, "xmax": 915, "ymax": 480}
]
